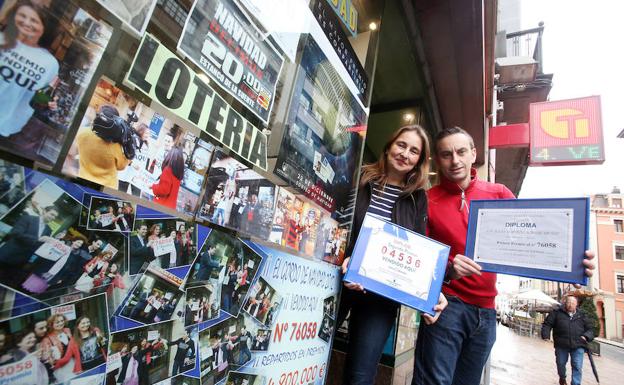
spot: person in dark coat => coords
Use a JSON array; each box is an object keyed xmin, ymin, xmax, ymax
[
  {"xmin": 0, "ymin": 206, "xmax": 59, "ymax": 287},
  {"xmin": 170, "ymin": 329, "xmax": 195, "ymax": 375},
  {"xmin": 130, "ymin": 224, "xmax": 155, "ymax": 275},
  {"xmin": 195, "ymin": 246, "xmax": 220, "ymax": 281},
  {"xmin": 542, "ymin": 295, "xmax": 594, "ymax": 385}
]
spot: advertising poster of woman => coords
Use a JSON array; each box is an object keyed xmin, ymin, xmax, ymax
[{"xmin": 0, "ymin": 0, "xmax": 112, "ymax": 165}]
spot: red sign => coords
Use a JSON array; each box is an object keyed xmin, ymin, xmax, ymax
[{"xmin": 529, "ymin": 96, "xmax": 604, "ymax": 165}]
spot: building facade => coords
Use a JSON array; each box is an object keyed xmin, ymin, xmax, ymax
[{"xmin": 592, "ymin": 188, "xmax": 624, "ymax": 340}]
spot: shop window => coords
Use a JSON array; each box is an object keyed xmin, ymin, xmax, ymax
[
  {"xmin": 617, "ymin": 274, "xmax": 624, "ymax": 294},
  {"xmin": 615, "ymin": 219, "xmax": 624, "ymax": 233},
  {"xmin": 616, "ymin": 245, "xmax": 624, "ymax": 260}
]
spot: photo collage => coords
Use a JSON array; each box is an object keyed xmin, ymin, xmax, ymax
[{"xmin": 0, "ymin": 0, "xmax": 369, "ymax": 384}]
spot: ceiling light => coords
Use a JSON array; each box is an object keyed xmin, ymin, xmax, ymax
[
  {"xmin": 369, "ymin": 22, "xmax": 377, "ymax": 31},
  {"xmin": 403, "ymin": 113, "xmax": 414, "ymax": 122}
]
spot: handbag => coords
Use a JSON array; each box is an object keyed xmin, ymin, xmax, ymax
[{"xmin": 21, "ymin": 274, "xmax": 49, "ymax": 294}]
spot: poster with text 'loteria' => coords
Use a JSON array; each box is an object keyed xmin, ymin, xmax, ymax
[{"xmin": 197, "ymin": 241, "xmax": 341, "ymax": 385}]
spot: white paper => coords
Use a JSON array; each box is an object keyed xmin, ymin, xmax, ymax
[
  {"xmin": 473, "ymin": 208, "xmax": 574, "ymax": 272},
  {"xmin": 357, "ymin": 215, "xmax": 440, "ymax": 300}
]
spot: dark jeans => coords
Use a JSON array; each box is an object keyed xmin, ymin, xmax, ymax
[
  {"xmin": 555, "ymin": 347, "xmax": 584, "ymax": 385},
  {"xmin": 412, "ymin": 295, "xmax": 497, "ymax": 385},
  {"xmin": 342, "ymin": 290, "xmax": 399, "ymax": 385}
]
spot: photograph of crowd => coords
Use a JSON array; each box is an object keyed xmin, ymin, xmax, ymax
[
  {"xmin": 323, "ymin": 296, "xmax": 336, "ymax": 319},
  {"xmin": 0, "ymin": 159, "xmax": 25, "ymax": 217},
  {"xmin": 321, "ymin": 226, "xmax": 348, "ymax": 266},
  {"xmin": 62, "ymin": 78, "xmax": 214, "ymax": 215},
  {"xmin": 119, "ymin": 266, "xmax": 185, "ymax": 325},
  {"xmin": 107, "ymin": 319, "xmax": 193, "ymax": 385},
  {"xmin": 96, "ymin": 0, "xmax": 157, "ymax": 36},
  {"xmin": 225, "ymin": 371, "xmax": 265, "ymax": 385},
  {"xmin": 199, "ymin": 314, "xmax": 263, "ymax": 385},
  {"xmin": 88, "ymin": 197, "xmax": 136, "ymax": 232},
  {"xmin": 129, "ymin": 216, "xmax": 196, "ymax": 275},
  {"xmin": 0, "ymin": 293, "xmax": 109, "ymax": 384},
  {"xmin": 0, "ymin": 0, "xmax": 112, "ymax": 165},
  {"xmin": 184, "ymin": 284, "xmax": 220, "ymax": 327},
  {"xmin": 186, "ymin": 229, "xmax": 263, "ymax": 316},
  {"xmin": 197, "ymin": 150, "xmax": 275, "ymax": 240},
  {"xmin": 242, "ymin": 278, "xmax": 281, "ymax": 328}
]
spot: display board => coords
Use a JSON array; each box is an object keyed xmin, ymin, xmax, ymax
[{"xmin": 0, "ymin": 0, "xmax": 380, "ymax": 384}]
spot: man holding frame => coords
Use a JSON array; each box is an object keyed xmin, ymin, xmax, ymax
[{"xmin": 411, "ymin": 127, "xmax": 595, "ymax": 385}]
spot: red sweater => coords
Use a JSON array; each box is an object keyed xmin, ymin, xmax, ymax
[
  {"xmin": 427, "ymin": 169, "xmax": 514, "ymax": 308},
  {"xmin": 53, "ymin": 328, "xmax": 106, "ymax": 373},
  {"xmin": 151, "ymin": 166, "xmax": 181, "ymax": 209}
]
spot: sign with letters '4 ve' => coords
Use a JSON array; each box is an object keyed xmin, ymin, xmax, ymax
[
  {"xmin": 126, "ymin": 34, "xmax": 268, "ymax": 170},
  {"xmin": 178, "ymin": 0, "xmax": 285, "ymax": 125}
]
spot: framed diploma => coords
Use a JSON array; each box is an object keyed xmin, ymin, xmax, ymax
[
  {"xmin": 465, "ymin": 198, "xmax": 590, "ymax": 285},
  {"xmin": 343, "ymin": 214, "xmax": 450, "ymax": 315}
]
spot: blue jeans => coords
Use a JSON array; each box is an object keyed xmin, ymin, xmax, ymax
[
  {"xmin": 412, "ymin": 296, "xmax": 497, "ymax": 385},
  {"xmin": 342, "ymin": 291, "xmax": 399, "ymax": 385},
  {"xmin": 555, "ymin": 347, "xmax": 584, "ymax": 385}
]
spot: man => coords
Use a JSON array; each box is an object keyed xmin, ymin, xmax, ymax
[
  {"xmin": 412, "ymin": 127, "xmax": 595, "ymax": 385},
  {"xmin": 195, "ymin": 245, "xmax": 221, "ymax": 281},
  {"xmin": 0, "ymin": 205, "xmax": 58, "ymax": 287},
  {"xmin": 542, "ymin": 296, "xmax": 593, "ymax": 385},
  {"xmin": 241, "ymin": 194, "xmax": 260, "ymax": 234},
  {"xmin": 170, "ymin": 329, "xmax": 195, "ymax": 375},
  {"xmin": 130, "ymin": 224, "xmax": 155, "ymax": 275},
  {"xmin": 236, "ymin": 326, "xmax": 252, "ymax": 365}
]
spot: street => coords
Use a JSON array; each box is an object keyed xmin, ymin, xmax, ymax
[{"xmin": 490, "ymin": 324, "xmax": 624, "ymax": 385}]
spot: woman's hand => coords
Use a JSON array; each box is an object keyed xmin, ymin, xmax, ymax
[
  {"xmin": 421, "ymin": 293, "xmax": 448, "ymax": 325},
  {"xmin": 341, "ymin": 257, "xmax": 365, "ymax": 292}
]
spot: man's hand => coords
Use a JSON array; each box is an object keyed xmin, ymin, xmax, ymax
[
  {"xmin": 448, "ymin": 254, "xmax": 482, "ymax": 280},
  {"xmin": 574, "ymin": 250, "xmax": 595, "ymax": 289},
  {"xmin": 581, "ymin": 336, "xmax": 587, "ymax": 343},
  {"xmin": 422, "ymin": 293, "xmax": 448, "ymax": 325},
  {"xmin": 341, "ymin": 257, "xmax": 365, "ymax": 292}
]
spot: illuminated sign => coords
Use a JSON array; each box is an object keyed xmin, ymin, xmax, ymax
[
  {"xmin": 529, "ymin": 96, "xmax": 604, "ymax": 165},
  {"xmin": 326, "ymin": 0, "xmax": 358, "ymax": 36}
]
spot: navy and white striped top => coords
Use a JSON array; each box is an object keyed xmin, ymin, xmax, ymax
[{"xmin": 366, "ymin": 183, "xmax": 403, "ymax": 221}]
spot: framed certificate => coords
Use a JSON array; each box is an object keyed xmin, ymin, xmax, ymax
[
  {"xmin": 343, "ymin": 214, "xmax": 450, "ymax": 316},
  {"xmin": 465, "ymin": 198, "xmax": 589, "ymax": 285}
]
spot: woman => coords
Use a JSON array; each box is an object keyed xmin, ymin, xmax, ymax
[
  {"xmin": 117, "ymin": 345, "xmax": 141, "ymax": 385},
  {"xmin": 41, "ymin": 314, "xmax": 74, "ymax": 383},
  {"xmin": 147, "ymin": 224, "xmax": 161, "ymax": 242},
  {"xmin": 0, "ymin": 0, "xmax": 59, "ymax": 140},
  {"xmin": 151, "ymin": 146, "xmax": 184, "ymax": 209},
  {"xmin": 4, "ymin": 329, "xmax": 49, "ymax": 384},
  {"xmin": 74, "ymin": 250, "xmax": 113, "ymax": 293},
  {"xmin": 118, "ymin": 122, "xmax": 149, "ymax": 196},
  {"xmin": 338, "ymin": 125, "xmax": 447, "ymax": 385},
  {"xmin": 176, "ymin": 223, "xmax": 193, "ymax": 266},
  {"xmin": 53, "ymin": 316, "xmax": 106, "ymax": 373}
]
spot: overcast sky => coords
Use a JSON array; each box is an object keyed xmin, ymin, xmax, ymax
[
  {"xmin": 497, "ymin": 0, "xmax": 623, "ymax": 294},
  {"xmin": 518, "ymin": 0, "xmax": 624, "ymax": 198}
]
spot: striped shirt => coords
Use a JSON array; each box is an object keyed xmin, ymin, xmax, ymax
[{"xmin": 366, "ymin": 184, "xmax": 403, "ymax": 221}]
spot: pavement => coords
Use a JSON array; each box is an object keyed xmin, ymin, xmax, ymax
[{"xmin": 489, "ymin": 324, "xmax": 623, "ymax": 385}]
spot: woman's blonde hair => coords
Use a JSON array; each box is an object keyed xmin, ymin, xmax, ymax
[{"xmin": 360, "ymin": 124, "xmax": 430, "ymax": 195}]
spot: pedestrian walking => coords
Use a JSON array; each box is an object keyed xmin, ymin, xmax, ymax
[{"xmin": 542, "ymin": 295, "xmax": 594, "ymax": 385}]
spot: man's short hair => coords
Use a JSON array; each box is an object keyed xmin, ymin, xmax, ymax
[{"xmin": 433, "ymin": 126, "xmax": 475, "ymax": 155}]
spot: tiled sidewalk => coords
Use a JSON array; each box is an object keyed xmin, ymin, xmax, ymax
[{"xmin": 490, "ymin": 324, "xmax": 623, "ymax": 385}]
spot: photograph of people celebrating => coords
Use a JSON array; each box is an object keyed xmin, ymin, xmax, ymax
[
  {"xmin": 185, "ymin": 284, "xmax": 220, "ymax": 327},
  {"xmin": 120, "ymin": 266, "xmax": 185, "ymax": 325},
  {"xmin": 242, "ymin": 278, "xmax": 281, "ymax": 328},
  {"xmin": 186, "ymin": 229, "xmax": 263, "ymax": 317},
  {"xmin": 88, "ymin": 197, "xmax": 135, "ymax": 232},
  {"xmin": 0, "ymin": 293, "xmax": 108, "ymax": 384}
]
